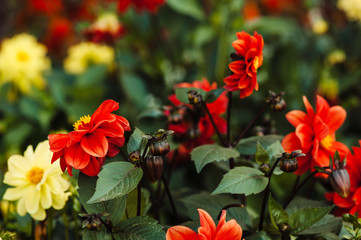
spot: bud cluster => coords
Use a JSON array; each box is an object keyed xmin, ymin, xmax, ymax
[
  {"xmin": 279, "ymin": 150, "xmax": 306, "ymax": 172},
  {"xmin": 266, "ymin": 91, "xmax": 286, "ymax": 112}
]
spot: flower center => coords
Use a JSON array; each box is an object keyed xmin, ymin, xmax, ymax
[
  {"xmin": 17, "ymin": 51, "xmax": 29, "ymax": 62},
  {"xmin": 320, "ymin": 134, "xmax": 333, "ymax": 149},
  {"xmin": 27, "ymin": 167, "xmax": 44, "ymax": 185},
  {"xmin": 253, "ymin": 56, "xmax": 259, "ymax": 72},
  {"xmin": 73, "ymin": 115, "xmax": 91, "ymax": 130}
]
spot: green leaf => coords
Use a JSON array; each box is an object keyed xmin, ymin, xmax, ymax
[
  {"xmin": 255, "ymin": 142, "xmax": 270, "ymax": 165},
  {"xmin": 288, "ymin": 205, "xmax": 334, "ymax": 234},
  {"xmin": 191, "ymin": 144, "xmax": 239, "ymax": 173},
  {"xmin": 127, "ymin": 127, "xmax": 146, "ymax": 154},
  {"xmin": 78, "ymin": 173, "xmax": 127, "ymax": 225},
  {"xmin": 265, "ymin": 141, "xmax": 284, "ymax": 159},
  {"xmin": 87, "ymin": 162, "xmax": 143, "ymax": 204},
  {"xmin": 204, "ymin": 89, "xmax": 225, "ymax": 103},
  {"xmin": 121, "ymin": 73, "xmax": 147, "ymax": 108},
  {"xmin": 167, "ymin": 0, "xmax": 205, "ymax": 21},
  {"xmin": 235, "ymin": 135, "xmax": 283, "ymax": 155},
  {"xmin": 82, "ymin": 226, "xmax": 107, "ymax": 240},
  {"xmin": 268, "ymin": 195, "xmax": 288, "ymax": 231},
  {"xmin": 122, "ymin": 188, "xmax": 151, "ymax": 220},
  {"xmin": 76, "ymin": 64, "xmax": 107, "ymax": 87},
  {"xmin": 174, "ymin": 87, "xmax": 207, "ymax": 104},
  {"xmin": 114, "ymin": 216, "xmax": 165, "ymax": 240},
  {"xmin": 212, "ymin": 167, "xmax": 269, "ymax": 196},
  {"xmin": 180, "ymin": 192, "xmax": 250, "ymax": 230},
  {"xmin": 246, "ymin": 231, "xmax": 272, "ymax": 240},
  {"xmin": 297, "ymin": 215, "xmax": 342, "ymax": 235}
]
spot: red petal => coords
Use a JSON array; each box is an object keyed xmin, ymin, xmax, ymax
[
  {"xmin": 91, "ymin": 100, "xmax": 119, "ymax": 123},
  {"xmin": 303, "ymin": 96, "xmax": 315, "ymax": 118},
  {"xmin": 166, "ymin": 226, "xmax": 200, "ymax": 240},
  {"xmin": 80, "ymin": 130, "xmax": 108, "ymax": 157},
  {"xmin": 282, "ymin": 132, "xmax": 302, "ymax": 152},
  {"xmin": 116, "ymin": 115, "xmax": 131, "ymax": 131},
  {"xmin": 314, "ymin": 116, "xmax": 329, "ymax": 141},
  {"xmin": 91, "ymin": 114, "xmax": 116, "ymax": 132},
  {"xmin": 229, "ymin": 61, "xmax": 247, "ymax": 75},
  {"xmin": 198, "ymin": 209, "xmax": 216, "ymax": 240},
  {"xmin": 215, "ymin": 219, "xmax": 243, "ymax": 240},
  {"xmin": 316, "ymin": 95, "xmax": 330, "ymax": 120},
  {"xmin": 80, "ymin": 156, "xmax": 104, "ymax": 176},
  {"xmin": 295, "ymin": 123, "xmax": 314, "ymax": 150},
  {"xmin": 326, "ymin": 106, "xmax": 346, "ymax": 133},
  {"xmin": 69, "ymin": 129, "xmax": 89, "ymax": 143},
  {"xmin": 48, "ymin": 133, "xmax": 70, "ymax": 152},
  {"xmin": 65, "ymin": 143, "xmax": 91, "ymax": 169},
  {"xmin": 285, "ymin": 110, "xmax": 308, "ymax": 127},
  {"xmin": 98, "ymin": 121, "xmax": 124, "ymax": 138}
]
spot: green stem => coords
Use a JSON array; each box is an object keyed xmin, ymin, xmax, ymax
[
  {"xmin": 162, "ymin": 174, "xmax": 178, "ymax": 219},
  {"xmin": 62, "ymin": 212, "xmax": 70, "ymax": 240},
  {"xmin": 217, "ymin": 203, "xmax": 244, "ymax": 220},
  {"xmin": 47, "ymin": 212, "xmax": 53, "ymax": 240},
  {"xmin": 232, "ymin": 103, "xmax": 269, "ymax": 148},
  {"xmin": 137, "ymin": 183, "xmax": 142, "ymax": 216},
  {"xmin": 283, "ymin": 171, "xmax": 318, "ymax": 209},
  {"xmin": 259, "ymin": 157, "xmax": 282, "ymax": 231},
  {"xmin": 202, "ymin": 102, "xmax": 227, "ymax": 147}
]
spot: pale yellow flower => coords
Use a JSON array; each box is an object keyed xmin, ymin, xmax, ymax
[
  {"xmin": 3, "ymin": 140, "xmax": 71, "ymax": 221},
  {"xmin": 89, "ymin": 13, "xmax": 121, "ymax": 34},
  {"xmin": 0, "ymin": 33, "xmax": 50, "ymax": 94},
  {"xmin": 338, "ymin": 0, "xmax": 361, "ymax": 21},
  {"xmin": 64, "ymin": 42, "xmax": 114, "ymax": 74}
]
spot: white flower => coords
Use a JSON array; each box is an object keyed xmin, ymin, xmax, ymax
[{"xmin": 3, "ymin": 140, "xmax": 71, "ymax": 221}]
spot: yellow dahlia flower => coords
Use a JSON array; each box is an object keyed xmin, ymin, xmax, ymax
[
  {"xmin": 338, "ymin": 0, "xmax": 361, "ymax": 21},
  {"xmin": 3, "ymin": 140, "xmax": 71, "ymax": 221},
  {"xmin": 64, "ymin": 42, "xmax": 114, "ymax": 74},
  {"xmin": 0, "ymin": 33, "xmax": 50, "ymax": 94},
  {"xmin": 90, "ymin": 13, "xmax": 122, "ymax": 34}
]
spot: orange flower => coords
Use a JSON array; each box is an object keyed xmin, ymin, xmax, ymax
[
  {"xmin": 166, "ymin": 209, "xmax": 242, "ymax": 240},
  {"xmin": 224, "ymin": 31, "xmax": 264, "ymax": 98},
  {"xmin": 48, "ymin": 100, "xmax": 130, "ymax": 176},
  {"xmin": 282, "ymin": 95, "xmax": 349, "ymax": 176}
]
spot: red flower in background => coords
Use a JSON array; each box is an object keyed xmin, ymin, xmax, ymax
[
  {"xmin": 43, "ymin": 17, "xmax": 74, "ymax": 55},
  {"xmin": 48, "ymin": 100, "xmax": 130, "ymax": 176},
  {"xmin": 282, "ymin": 95, "xmax": 349, "ymax": 177},
  {"xmin": 165, "ymin": 78, "xmax": 228, "ymax": 164},
  {"xmin": 326, "ymin": 141, "xmax": 361, "ymax": 217},
  {"xmin": 117, "ymin": 0, "xmax": 165, "ymax": 13},
  {"xmin": 224, "ymin": 31, "xmax": 264, "ymax": 98},
  {"xmin": 166, "ymin": 209, "xmax": 243, "ymax": 240}
]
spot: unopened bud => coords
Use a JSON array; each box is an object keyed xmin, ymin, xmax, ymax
[
  {"xmin": 129, "ymin": 151, "xmax": 141, "ymax": 163},
  {"xmin": 188, "ymin": 90, "xmax": 202, "ymax": 104},
  {"xmin": 142, "ymin": 155, "xmax": 164, "ymax": 183},
  {"xmin": 267, "ymin": 91, "xmax": 286, "ymax": 112},
  {"xmin": 259, "ymin": 163, "xmax": 270, "ymax": 174},
  {"xmin": 330, "ymin": 169, "xmax": 350, "ymax": 198}
]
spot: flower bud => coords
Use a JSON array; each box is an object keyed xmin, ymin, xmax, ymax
[
  {"xmin": 278, "ymin": 223, "xmax": 291, "ymax": 234},
  {"xmin": 267, "ymin": 91, "xmax": 286, "ymax": 112},
  {"xmin": 280, "ymin": 157, "xmax": 298, "ymax": 172},
  {"xmin": 129, "ymin": 151, "xmax": 141, "ymax": 163},
  {"xmin": 187, "ymin": 90, "xmax": 202, "ymax": 104},
  {"xmin": 259, "ymin": 163, "xmax": 270, "ymax": 174},
  {"xmin": 330, "ymin": 168, "xmax": 350, "ymax": 198},
  {"xmin": 187, "ymin": 126, "xmax": 201, "ymax": 139},
  {"xmin": 168, "ymin": 105, "xmax": 189, "ymax": 124},
  {"xmin": 149, "ymin": 140, "xmax": 170, "ymax": 156},
  {"xmin": 142, "ymin": 155, "xmax": 164, "ymax": 183}
]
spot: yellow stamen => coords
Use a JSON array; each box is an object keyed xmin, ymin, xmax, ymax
[
  {"xmin": 73, "ymin": 115, "xmax": 91, "ymax": 130},
  {"xmin": 320, "ymin": 134, "xmax": 333, "ymax": 149},
  {"xmin": 17, "ymin": 51, "xmax": 29, "ymax": 62},
  {"xmin": 27, "ymin": 167, "xmax": 44, "ymax": 185}
]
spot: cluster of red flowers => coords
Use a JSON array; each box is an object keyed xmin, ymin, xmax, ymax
[
  {"xmin": 326, "ymin": 141, "xmax": 361, "ymax": 216},
  {"xmin": 282, "ymin": 95, "xmax": 349, "ymax": 176},
  {"xmin": 116, "ymin": 0, "xmax": 165, "ymax": 13},
  {"xmin": 165, "ymin": 78, "xmax": 228, "ymax": 164},
  {"xmin": 48, "ymin": 100, "xmax": 130, "ymax": 176},
  {"xmin": 223, "ymin": 31, "xmax": 264, "ymax": 98},
  {"xmin": 166, "ymin": 209, "xmax": 243, "ymax": 240}
]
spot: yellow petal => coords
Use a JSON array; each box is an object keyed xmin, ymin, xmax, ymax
[
  {"xmin": 33, "ymin": 140, "xmax": 52, "ymax": 168},
  {"xmin": 17, "ymin": 198, "xmax": 27, "ymax": 216},
  {"xmin": 3, "ymin": 186, "xmax": 27, "ymax": 201},
  {"xmin": 52, "ymin": 192, "xmax": 70, "ymax": 210},
  {"xmin": 30, "ymin": 206, "xmax": 46, "ymax": 221},
  {"xmin": 40, "ymin": 184, "xmax": 52, "ymax": 209},
  {"xmin": 25, "ymin": 186, "xmax": 40, "ymax": 214},
  {"xmin": 6, "ymin": 155, "xmax": 31, "ymax": 178},
  {"xmin": 3, "ymin": 172, "xmax": 28, "ymax": 186},
  {"xmin": 24, "ymin": 145, "xmax": 35, "ymax": 165}
]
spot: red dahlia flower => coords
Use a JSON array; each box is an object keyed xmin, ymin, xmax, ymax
[
  {"xmin": 224, "ymin": 31, "xmax": 264, "ymax": 98},
  {"xmin": 48, "ymin": 100, "xmax": 130, "ymax": 176},
  {"xmin": 166, "ymin": 209, "xmax": 242, "ymax": 240},
  {"xmin": 117, "ymin": 0, "xmax": 165, "ymax": 13},
  {"xmin": 165, "ymin": 78, "xmax": 228, "ymax": 163},
  {"xmin": 281, "ymin": 95, "xmax": 349, "ymax": 177},
  {"xmin": 326, "ymin": 141, "xmax": 361, "ymax": 216}
]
